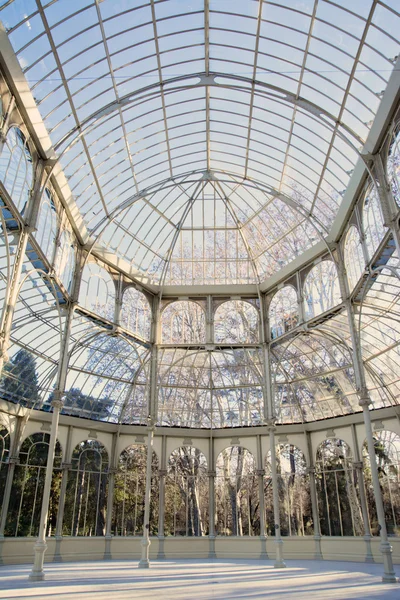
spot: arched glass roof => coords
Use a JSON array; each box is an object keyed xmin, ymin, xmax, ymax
[{"xmin": 1, "ymin": 0, "xmax": 400, "ymax": 287}]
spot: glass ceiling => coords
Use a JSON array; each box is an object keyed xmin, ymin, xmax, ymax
[{"xmin": 1, "ymin": 0, "xmax": 400, "ymax": 286}]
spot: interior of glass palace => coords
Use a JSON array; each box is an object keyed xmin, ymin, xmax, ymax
[{"xmin": 0, "ymin": 0, "xmax": 399, "ymax": 592}]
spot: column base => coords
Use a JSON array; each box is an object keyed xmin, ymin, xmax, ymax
[
  {"xmin": 380, "ymin": 540, "xmax": 397, "ymax": 583},
  {"xmin": 274, "ymin": 538, "xmax": 286, "ymax": 569},
  {"xmin": 104, "ymin": 535, "xmax": 112, "ymax": 560},
  {"xmin": 138, "ymin": 559, "xmax": 150, "ymax": 569},
  {"xmin": 53, "ymin": 536, "xmax": 63, "ymax": 563},
  {"xmin": 157, "ymin": 536, "xmax": 165, "ymax": 559},
  {"xmin": 29, "ymin": 540, "xmax": 47, "ymax": 581},
  {"xmin": 363, "ymin": 535, "xmax": 374, "ymax": 563},
  {"xmin": 208, "ymin": 534, "xmax": 216, "ymax": 559},
  {"xmin": 260, "ymin": 535, "xmax": 268, "ymax": 559},
  {"xmin": 138, "ymin": 536, "xmax": 151, "ymax": 569},
  {"xmin": 313, "ymin": 534, "xmax": 323, "ymax": 560}
]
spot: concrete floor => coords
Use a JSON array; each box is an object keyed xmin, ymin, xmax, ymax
[{"xmin": 0, "ymin": 559, "xmax": 399, "ymax": 600}]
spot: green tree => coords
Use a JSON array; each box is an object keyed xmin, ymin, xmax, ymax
[{"xmin": 0, "ymin": 349, "xmax": 40, "ymax": 407}]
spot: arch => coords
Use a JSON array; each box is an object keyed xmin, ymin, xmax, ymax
[
  {"xmin": 157, "ymin": 348, "xmax": 263, "ymax": 428},
  {"xmin": 215, "ymin": 446, "xmax": 259, "ymax": 536},
  {"xmin": 34, "ymin": 188, "xmax": 58, "ymax": 264},
  {"xmin": 265, "ymin": 443, "xmax": 312, "ymax": 537},
  {"xmin": 112, "ymin": 444, "xmax": 159, "ymax": 536},
  {"xmin": 0, "ymin": 126, "xmax": 33, "ymax": 214},
  {"xmin": 387, "ymin": 127, "xmax": 400, "ymax": 207},
  {"xmin": 273, "ymin": 332, "xmax": 357, "ymax": 424},
  {"xmin": 6, "ymin": 432, "xmax": 62, "ymax": 537},
  {"xmin": 315, "ymin": 438, "xmax": 363, "ymax": 537},
  {"xmin": 161, "ymin": 300, "xmax": 206, "ymax": 344},
  {"xmin": 79, "ymin": 262, "xmax": 116, "ymax": 320},
  {"xmin": 269, "ymin": 286, "xmax": 299, "ymax": 340},
  {"xmin": 214, "ymin": 300, "xmax": 259, "ymax": 344},
  {"xmin": 362, "ymin": 430, "xmax": 400, "ymax": 536},
  {"xmin": 54, "ymin": 229, "xmax": 76, "ymax": 293},
  {"xmin": 165, "ymin": 446, "xmax": 208, "ymax": 537},
  {"xmin": 64, "ymin": 331, "xmax": 149, "ymax": 424},
  {"xmin": 63, "ymin": 439, "xmax": 109, "ymax": 536},
  {"xmin": 362, "ymin": 185, "xmax": 386, "ymax": 260},
  {"xmin": 120, "ymin": 287, "xmax": 152, "ymax": 341},
  {"xmin": 303, "ymin": 260, "xmax": 341, "ymax": 320},
  {"xmin": 344, "ymin": 226, "xmax": 365, "ymax": 292}
]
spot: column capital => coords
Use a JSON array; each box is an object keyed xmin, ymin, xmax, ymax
[
  {"xmin": 158, "ymin": 469, "xmax": 167, "ymax": 477},
  {"xmin": 51, "ymin": 389, "xmax": 65, "ymax": 410},
  {"xmin": 107, "ymin": 467, "xmax": 119, "ymax": 475},
  {"xmin": 8, "ymin": 455, "xmax": 19, "ymax": 466},
  {"xmin": 306, "ymin": 466, "xmax": 316, "ymax": 475},
  {"xmin": 358, "ymin": 389, "xmax": 372, "ymax": 407},
  {"xmin": 265, "ymin": 418, "xmax": 277, "ymax": 432},
  {"xmin": 207, "ymin": 470, "xmax": 217, "ymax": 477},
  {"xmin": 256, "ymin": 469, "xmax": 265, "ymax": 477}
]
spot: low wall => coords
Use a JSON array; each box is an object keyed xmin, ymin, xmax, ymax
[{"xmin": 0, "ymin": 535, "xmax": 399, "ymax": 565}]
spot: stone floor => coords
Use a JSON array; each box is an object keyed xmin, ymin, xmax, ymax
[{"xmin": 0, "ymin": 559, "xmax": 399, "ymax": 600}]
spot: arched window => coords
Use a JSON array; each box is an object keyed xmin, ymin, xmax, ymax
[
  {"xmin": 363, "ymin": 430, "xmax": 400, "ymax": 536},
  {"xmin": 215, "ymin": 446, "xmax": 259, "ymax": 536},
  {"xmin": 387, "ymin": 128, "xmax": 400, "ymax": 207},
  {"xmin": 165, "ymin": 446, "xmax": 208, "ymax": 536},
  {"xmin": 269, "ymin": 286, "xmax": 299, "ymax": 339},
  {"xmin": 6, "ymin": 433, "xmax": 62, "ymax": 537},
  {"xmin": 161, "ymin": 301, "xmax": 206, "ymax": 344},
  {"xmin": 265, "ymin": 444, "xmax": 312, "ymax": 536},
  {"xmin": 214, "ymin": 300, "xmax": 259, "ymax": 343},
  {"xmin": 120, "ymin": 287, "xmax": 152, "ymax": 341},
  {"xmin": 303, "ymin": 260, "xmax": 341, "ymax": 320},
  {"xmin": 315, "ymin": 439, "xmax": 362, "ymax": 537},
  {"xmin": 79, "ymin": 263, "xmax": 116, "ymax": 320},
  {"xmin": 363, "ymin": 185, "xmax": 386, "ymax": 260},
  {"xmin": 0, "ymin": 426, "xmax": 10, "ymax": 516},
  {"xmin": 34, "ymin": 188, "xmax": 58, "ymax": 264},
  {"xmin": 344, "ymin": 226, "xmax": 365, "ymax": 292},
  {"xmin": 63, "ymin": 440, "xmax": 108, "ymax": 536},
  {"xmin": 55, "ymin": 229, "xmax": 76, "ymax": 293},
  {"xmin": 0, "ymin": 126, "xmax": 33, "ymax": 214},
  {"xmin": 112, "ymin": 445, "xmax": 159, "ymax": 536}
]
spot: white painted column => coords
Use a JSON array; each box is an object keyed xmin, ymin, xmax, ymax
[
  {"xmin": 53, "ymin": 425, "xmax": 73, "ymax": 562},
  {"xmin": 336, "ymin": 250, "xmax": 396, "ymax": 582},
  {"xmin": 138, "ymin": 420, "xmax": 155, "ymax": 568},
  {"xmin": 157, "ymin": 434, "xmax": 167, "ymax": 559},
  {"xmin": 257, "ymin": 434, "xmax": 267, "ymax": 559},
  {"xmin": 104, "ymin": 432, "xmax": 119, "ymax": 560},
  {"xmin": 351, "ymin": 424, "xmax": 374, "ymax": 563},
  {"xmin": 29, "ymin": 391, "xmax": 63, "ymax": 581},
  {"xmin": 305, "ymin": 431, "xmax": 322, "ymax": 560},
  {"xmin": 208, "ymin": 433, "xmax": 216, "ymax": 558},
  {"xmin": 267, "ymin": 422, "xmax": 286, "ymax": 568}
]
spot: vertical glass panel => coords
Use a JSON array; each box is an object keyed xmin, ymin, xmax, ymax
[
  {"xmin": 214, "ymin": 300, "xmax": 259, "ymax": 344},
  {"xmin": 63, "ymin": 440, "xmax": 109, "ymax": 536},
  {"xmin": 269, "ymin": 286, "xmax": 299, "ymax": 339},
  {"xmin": 0, "ymin": 127, "xmax": 33, "ymax": 214},
  {"xmin": 344, "ymin": 226, "xmax": 365, "ymax": 292},
  {"xmin": 79, "ymin": 263, "xmax": 116, "ymax": 320},
  {"xmin": 303, "ymin": 260, "xmax": 341, "ymax": 320},
  {"xmin": 120, "ymin": 287, "xmax": 152, "ymax": 341},
  {"xmin": 363, "ymin": 185, "xmax": 386, "ymax": 260},
  {"xmin": 316, "ymin": 439, "xmax": 363, "ymax": 537},
  {"xmin": 165, "ymin": 446, "xmax": 208, "ymax": 536},
  {"xmin": 112, "ymin": 445, "xmax": 159, "ymax": 536},
  {"xmin": 34, "ymin": 188, "xmax": 58, "ymax": 264},
  {"xmin": 215, "ymin": 446, "xmax": 259, "ymax": 536},
  {"xmin": 161, "ymin": 301, "xmax": 206, "ymax": 344},
  {"xmin": 6, "ymin": 433, "xmax": 62, "ymax": 537}
]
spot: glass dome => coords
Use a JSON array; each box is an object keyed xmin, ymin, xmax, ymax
[{"xmin": 1, "ymin": 0, "xmax": 398, "ymax": 287}]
